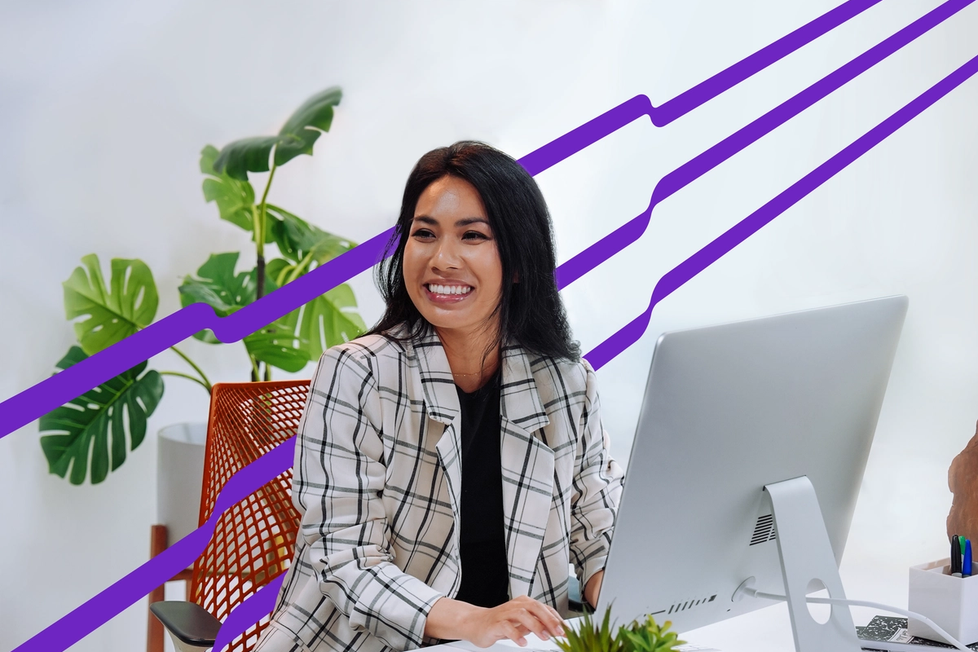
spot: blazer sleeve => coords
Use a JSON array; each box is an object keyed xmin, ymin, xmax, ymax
[
  {"xmin": 568, "ymin": 359, "xmax": 625, "ymax": 590},
  {"xmin": 290, "ymin": 344, "xmax": 444, "ymax": 650}
]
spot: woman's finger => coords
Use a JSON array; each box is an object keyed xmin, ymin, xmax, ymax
[
  {"xmin": 543, "ymin": 604, "xmax": 564, "ymax": 632},
  {"xmin": 508, "ymin": 605, "xmax": 555, "ymax": 641},
  {"xmin": 520, "ymin": 599, "xmax": 564, "ymax": 637},
  {"xmin": 502, "ymin": 620, "xmax": 527, "ymax": 647}
]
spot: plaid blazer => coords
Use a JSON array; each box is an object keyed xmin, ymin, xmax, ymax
[{"xmin": 259, "ymin": 325, "xmax": 624, "ymax": 652}]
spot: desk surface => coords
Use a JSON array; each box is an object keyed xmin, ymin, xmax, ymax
[
  {"xmin": 419, "ymin": 630, "xmax": 726, "ymax": 652},
  {"xmin": 412, "ymin": 554, "xmax": 910, "ymax": 652},
  {"xmin": 415, "ymin": 602, "xmax": 859, "ymax": 652}
]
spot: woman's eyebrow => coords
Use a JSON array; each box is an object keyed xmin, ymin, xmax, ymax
[
  {"xmin": 411, "ymin": 216, "xmax": 489, "ymax": 227},
  {"xmin": 455, "ymin": 217, "xmax": 489, "ymax": 227}
]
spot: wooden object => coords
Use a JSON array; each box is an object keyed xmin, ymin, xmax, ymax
[
  {"xmin": 947, "ymin": 420, "xmax": 978, "ymax": 545},
  {"xmin": 147, "ymin": 524, "xmax": 193, "ymax": 652}
]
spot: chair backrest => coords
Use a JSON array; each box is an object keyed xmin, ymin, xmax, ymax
[{"xmin": 190, "ymin": 380, "xmax": 310, "ymax": 652}]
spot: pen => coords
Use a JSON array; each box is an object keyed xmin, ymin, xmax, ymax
[
  {"xmin": 961, "ymin": 539, "xmax": 971, "ymax": 577},
  {"xmin": 951, "ymin": 535, "xmax": 962, "ymax": 577}
]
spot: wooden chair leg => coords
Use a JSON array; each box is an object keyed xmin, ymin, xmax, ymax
[
  {"xmin": 148, "ymin": 525, "xmax": 197, "ymax": 652},
  {"xmin": 148, "ymin": 525, "xmax": 168, "ymax": 652}
]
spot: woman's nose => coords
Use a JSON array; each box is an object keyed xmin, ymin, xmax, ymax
[{"xmin": 432, "ymin": 238, "xmax": 461, "ymax": 270}]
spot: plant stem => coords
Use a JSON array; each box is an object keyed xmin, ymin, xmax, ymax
[
  {"xmin": 249, "ymin": 353, "xmax": 260, "ymax": 383},
  {"xmin": 256, "ymin": 253, "xmax": 266, "ymax": 302},
  {"xmin": 159, "ymin": 371, "xmax": 210, "ymax": 392},
  {"xmin": 169, "ymin": 345, "xmax": 212, "ymax": 393},
  {"xmin": 286, "ymin": 251, "xmax": 315, "ymax": 284},
  {"xmin": 256, "ymin": 162, "xmax": 278, "ymax": 300},
  {"xmin": 257, "ymin": 163, "xmax": 277, "ymax": 247},
  {"xmin": 275, "ymin": 263, "xmax": 292, "ymax": 288}
]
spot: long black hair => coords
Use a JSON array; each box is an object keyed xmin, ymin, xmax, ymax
[{"xmin": 368, "ymin": 141, "xmax": 579, "ymax": 362}]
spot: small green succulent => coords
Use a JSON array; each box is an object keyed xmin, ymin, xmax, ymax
[
  {"xmin": 619, "ymin": 614, "xmax": 686, "ymax": 652},
  {"xmin": 555, "ymin": 606, "xmax": 624, "ymax": 652},
  {"xmin": 555, "ymin": 607, "xmax": 685, "ymax": 652}
]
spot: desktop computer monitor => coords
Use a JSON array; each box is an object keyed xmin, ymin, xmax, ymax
[{"xmin": 595, "ymin": 295, "xmax": 908, "ymax": 651}]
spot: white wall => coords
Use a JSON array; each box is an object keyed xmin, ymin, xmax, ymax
[{"xmin": 0, "ymin": 1, "xmax": 975, "ymax": 650}]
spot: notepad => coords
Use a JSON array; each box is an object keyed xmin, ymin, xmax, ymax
[{"xmin": 857, "ymin": 615, "xmax": 978, "ymax": 651}]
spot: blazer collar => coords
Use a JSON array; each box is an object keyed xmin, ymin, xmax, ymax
[
  {"xmin": 409, "ymin": 325, "xmax": 461, "ymax": 425},
  {"xmin": 409, "ymin": 324, "xmax": 551, "ymax": 435}
]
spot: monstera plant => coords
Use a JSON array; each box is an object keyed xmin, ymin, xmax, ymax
[{"xmin": 39, "ymin": 86, "xmax": 366, "ymax": 485}]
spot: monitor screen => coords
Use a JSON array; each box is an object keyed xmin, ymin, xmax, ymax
[{"xmin": 595, "ymin": 295, "xmax": 908, "ymax": 642}]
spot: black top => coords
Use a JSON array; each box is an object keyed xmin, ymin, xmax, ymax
[{"xmin": 453, "ymin": 370, "xmax": 510, "ymax": 608}]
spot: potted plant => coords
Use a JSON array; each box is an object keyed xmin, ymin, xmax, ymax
[
  {"xmin": 555, "ymin": 606, "xmax": 686, "ymax": 652},
  {"xmin": 37, "ymin": 86, "xmax": 365, "ymax": 537}
]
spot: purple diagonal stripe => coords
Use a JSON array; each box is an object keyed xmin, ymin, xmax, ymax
[
  {"xmin": 585, "ymin": 52, "xmax": 978, "ymax": 371},
  {"xmin": 13, "ymin": 438, "xmax": 297, "ymax": 652},
  {"xmin": 0, "ymin": 229, "xmax": 393, "ymax": 440},
  {"xmin": 520, "ymin": 0, "xmax": 885, "ymax": 176},
  {"xmin": 556, "ymin": 0, "xmax": 976, "ymax": 290},
  {"xmin": 211, "ymin": 573, "xmax": 287, "ymax": 652},
  {"xmin": 0, "ymin": 0, "xmax": 883, "ymax": 442}
]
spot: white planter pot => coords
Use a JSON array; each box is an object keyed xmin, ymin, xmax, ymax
[{"xmin": 157, "ymin": 423, "xmax": 207, "ymax": 545}]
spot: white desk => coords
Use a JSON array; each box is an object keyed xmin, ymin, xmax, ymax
[
  {"xmin": 415, "ymin": 622, "xmax": 741, "ymax": 652},
  {"xmin": 412, "ymin": 554, "xmax": 913, "ymax": 652}
]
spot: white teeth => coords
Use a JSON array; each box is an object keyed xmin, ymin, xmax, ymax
[{"xmin": 428, "ymin": 284, "xmax": 472, "ymax": 296}]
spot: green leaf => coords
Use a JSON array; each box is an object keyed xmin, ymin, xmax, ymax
[
  {"xmin": 619, "ymin": 615, "xmax": 685, "ymax": 652},
  {"xmin": 64, "ymin": 255, "xmax": 158, "ymax": 355},
  {"xmin": 178, "ymin": 253, "xmax": 314, "ymax": 372},
  {"xmin": 39, "ymin": 346, "xmax": 164, "ymax": 485},
  {"xmin": 212, "ymin": 136, "xmax": 281, "ymax": 182},
  {"xmin": 273, "ymin": 86, "xmax": 343, "ymax": 167},
  {"xmin": 243, "ymin": 324, "xmax": 310, "ymax": 372},
  {"xmin": 557, "ymin": 606, "xmax": 624, "ymax": 652},
  {"xmin": 179, "ymin": 252, "xmax": 255, "ymax": 314},
  {"xmin": 200, "ymin": 144, "xmax": 257, "ymax": 232},
  {"xmin": 267, "ymin": 204, "xmax": 355, "ymax": 265},
  {"xmin": 212, "ymin": 86, "xmax": 342, "ymax": 181},
  {"xmin": 178, "ymin": 252, "xmax": 257, "ymax": 343},
  {"xmin": 279, "ymin": 283, "xmax": 366, "ymax": 361}
]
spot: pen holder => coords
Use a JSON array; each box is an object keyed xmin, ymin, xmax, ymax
[{"xmin": 907, "ymin": 558, "xmax": 978, "ymax": 646}]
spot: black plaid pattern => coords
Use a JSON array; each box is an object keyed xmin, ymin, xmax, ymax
[{"xmin": 256, "ymin": 325, "xmax": 623, "ymax": 652}]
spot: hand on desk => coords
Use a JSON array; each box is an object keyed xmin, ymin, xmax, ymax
[{"xmin": 425, "ymin": 595, "xmax": 565, "ymax": 648}]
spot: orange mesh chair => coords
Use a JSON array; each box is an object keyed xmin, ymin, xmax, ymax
[{"xmin": 151, "ymin": 380, "xmax": 309, "ymax": 652}]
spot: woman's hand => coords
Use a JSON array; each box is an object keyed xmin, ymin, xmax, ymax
[{"xmin": 425, "ymin": 595, "xmax": 566, "ymax": 648}]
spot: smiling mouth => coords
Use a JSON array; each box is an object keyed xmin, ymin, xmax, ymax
[{"xmin": 425, "ymin": 283, "xmax": 473, "ymax": 296}]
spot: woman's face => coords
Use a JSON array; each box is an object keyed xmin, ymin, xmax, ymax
[{"xmin": 403, "ymin": 175, "xmax": 503, "ymax": 343}]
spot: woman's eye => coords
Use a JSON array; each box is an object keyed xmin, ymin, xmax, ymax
[
  {"xmin": 411, "ymin": 228, "xmax": 435, "ymax": 239},
  {"xmin": 463, "ymin": 231, "xmax": 489, "ymax": 240}
]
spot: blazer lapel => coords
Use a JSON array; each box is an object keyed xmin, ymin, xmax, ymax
[
  {"xmin": 498, "ymin": 344, "xmax": 554, "ymax": 599},
  {"xmin": 411, "ymin": 330, "xmax": 556, "ymax": 599},
  {"xmin": 411, "ymin": 329, "xmax": 464, "ymax": 555}
]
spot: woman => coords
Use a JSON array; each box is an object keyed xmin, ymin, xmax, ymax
[{"xmin": 257, "ymin": 142, "xmax": 623, "ymax": 652}]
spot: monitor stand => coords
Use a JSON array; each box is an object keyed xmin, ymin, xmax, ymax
[{"xmin": 765, "ymin": 476, "xmax": 861, "ymax": 652}]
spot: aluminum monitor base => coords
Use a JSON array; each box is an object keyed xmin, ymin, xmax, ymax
[{"xmin": 765, "ymin": 476, "xmax": 861, "ymax": 652}]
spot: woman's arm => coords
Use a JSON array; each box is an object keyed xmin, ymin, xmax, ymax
[
  {"xmin": 289, "ymin": 344, "xmax": 444, "ymax": 650},
  {"xmin": 569, "ymin": 360, "xmax": 625, "ymax": 602},
  {"xmin": 584, "ymin": 570, "xmax": 604, "ymax": 608}
]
